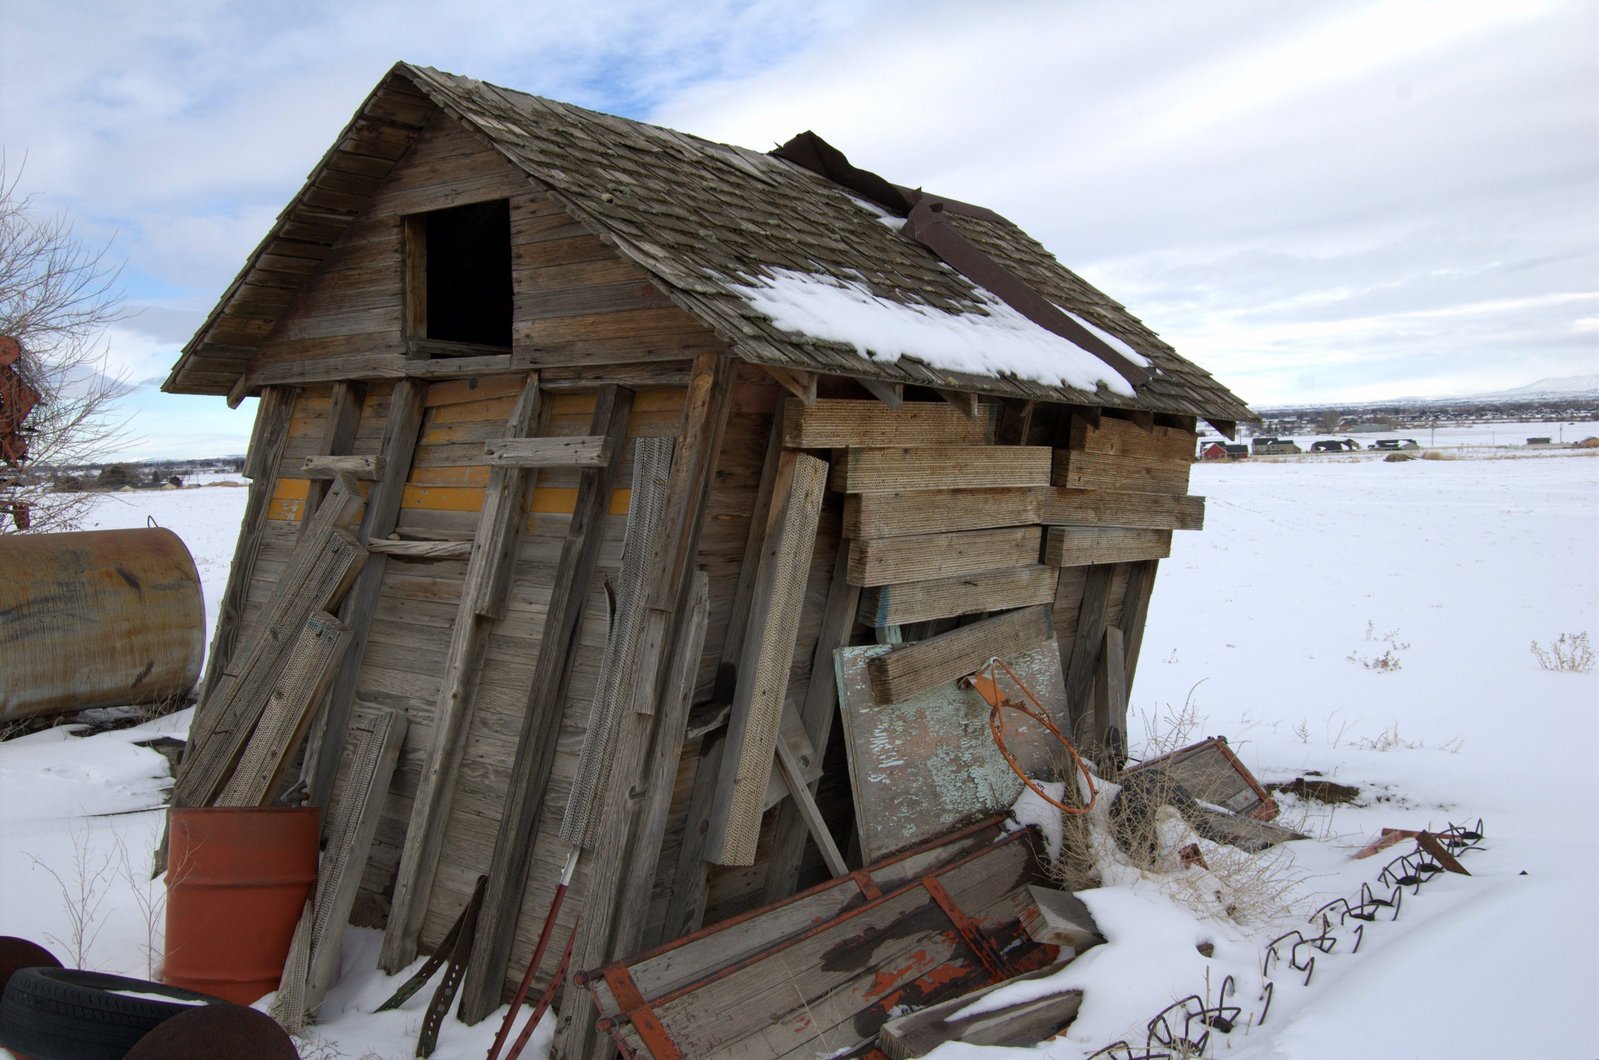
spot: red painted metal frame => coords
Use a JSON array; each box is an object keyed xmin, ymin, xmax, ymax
[{"xmin": 583, "ymin": 819, "xmax": 1055, "ymax": 1058}]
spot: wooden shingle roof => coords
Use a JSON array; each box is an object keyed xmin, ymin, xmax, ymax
[{"xmin": 167, "ymin": 62, "xmax": 1251, "ymax": 424}]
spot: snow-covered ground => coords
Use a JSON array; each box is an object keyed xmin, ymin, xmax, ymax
[{"xmin": 2, "ymin": 437, "xmax": 1595, "ymax": 1058}]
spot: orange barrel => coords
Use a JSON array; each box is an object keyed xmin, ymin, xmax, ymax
[
  {"xmin": 163, "ymin": 806, "xmax": 320, "ymax": 1004},
  {"xmin": 0, "ymin": 527, "xmax": 203, "ymax": 721}
]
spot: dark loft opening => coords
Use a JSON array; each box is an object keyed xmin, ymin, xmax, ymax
[{"xmin": 422, "ymin": 199, "xmax": 512, "ymax": 347}]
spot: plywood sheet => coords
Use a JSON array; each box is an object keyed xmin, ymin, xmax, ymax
[{"xmin": 837, "ymin": 640, "xmax": 1067, "ymax": 862}]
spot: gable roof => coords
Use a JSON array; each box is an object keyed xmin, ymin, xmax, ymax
[{"xmin": 166, "ymin": 62, "xmax": 1251, "ymax": 425}]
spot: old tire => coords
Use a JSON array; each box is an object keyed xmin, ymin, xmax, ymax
[{"xmin": 0, "ymin": 967, "xmax": 226, "ymax": 1060}]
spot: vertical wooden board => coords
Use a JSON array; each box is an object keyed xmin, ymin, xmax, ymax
[{"xmin": 836, "ymin": 641, "xmax": 1065, "ymax": 863}]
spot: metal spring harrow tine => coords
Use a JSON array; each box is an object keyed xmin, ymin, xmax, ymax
[
  {"xmin": 1381, "ymin": 849, "xmax": 1441, "ymax": 893},
  {"xmin": 1147, "ymin": 1000, "xmax": 1209, "ymax": 1056},
  {"xmin": 1087, "ymin": 1041, "xmax": 1171, "ymax": 1060},
  {"xmin": 1437, "ymin": 817, "xmax": 1486, "ymax": 852}
]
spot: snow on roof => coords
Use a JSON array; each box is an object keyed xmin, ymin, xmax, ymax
[{"xmin": 728, "ymin": 268, "xmax": 1148, "ymax": 398}]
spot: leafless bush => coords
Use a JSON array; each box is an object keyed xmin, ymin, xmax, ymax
[
  {"xmin": 28, "ymin": 823, "xmax": 115, "ymax": 968},
  {"xmin": 1, "ymin": 158, "xmax": 129, "ymax": 534},
  {"xmin": 1531, "ymin": 632, "xmax": 1593, "ymax": 673},
  {"xmin": 1348, "ymin": 621, "xmax": 1408, "ymax": 672}
]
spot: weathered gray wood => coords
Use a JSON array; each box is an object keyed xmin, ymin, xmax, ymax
[
  {"xmin": 1013, "ymin": 884, "xmax": 1104, "ymax": 952},
  {"xmin": 379, "ymin": 374, "xmax": 550, "ymax": 972},
  {"xmin": 857, "ymin": 376, "xmax": 904, "ymax": 409},
  {"xmin": 299, "ymin": 381, "xmax": 366, "ymax": 536},
  {"xmin": 839, "ymin": 641, "xmax": 1065, "ymax": 863},
  {"xmin": 782, "ymin": 398, "xmax": 992, "ymax": 449},
  {"xmin": 838, "ymin": 445, "xmax": 1050, "ymax": 493},
  {"xmin": 482, "ymin": 434, "xmax": 607, "ymax": 467},
  {"xmin": 764, "ymin": 365, "xmax": 816, "ymax": 406},
  {"xmin": 1040, "ymin": 488, "xmax": 1205, "ymax": 531},
  {"xmin": 704, "ymin": 453, "xmax": 829, "ymax": 866},
  {"xmin": 1051, "ymin": 449, "xmax": 1192, "ymax": 495},
  {"xmin": 1120, "ymin": 560, "xmax": 1158, "ymax": 698},
  {"xmin": 848, "ymin": 526, "xmax": 1042, "ymax": 588},
  {"xmin": 1091, "ymin": 626, "xmax": 1128, "ymax": 762},
  {"xmin": 302, "ymin": 453, "xmax": 383, "ymax": 479},
  {"xmin": 1067, "ymin": 414, "xmax": 1195, "ymax": 462},
  {"xmin": 445, "ymin": 387, "xmax": 631, "ymax": 982},
  {"xmin": 1063, "ymin": 566, "xmax": 1113, "ymax": 726},
  {"xmin": 715, "ymin": 410, "xmax": 787, "ymax": 678},
  {"xmin": 217, "ymin": 611, "xmax": 351, "ymax": 807},
  {"xmin": 774, "ymin": 737, "xmax": 848, "ymax": 877},
  {"xmin": 764, "ymin": 544, "xmax": 859, "ymax": 902},
  {"xmin": 305, "ymin": 378, "xmax": 425, "ymax": 811},
  {"xmin": 655, "ymin": 729, "xmax": 723, "ymax": 946},
  {"xmin": 200, "ymin": 386, "xmax": 295, "ymax": 699},
  {"xmin": 1044, "ymin": 527, "xmax": 1172, "ymax": 567},
  {"xmin": 878, "ymin": 971, "xmax": 1082, "ymax": 1058},
  {"xmin": 866, "ymin": 605, "xmax": 1053, "ymax": 705},
  {"xmin": 860, "ymin": 566, "xmax": 1058, "ymax": 629},
  {"xmin": 844, "ymin": 486, "xmax": 1038, "ymax": 539}
]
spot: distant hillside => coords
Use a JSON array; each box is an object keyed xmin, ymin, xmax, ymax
[{"xmin": 1471, "ymin": 375, "xmax": 1599, "ymax": 400}]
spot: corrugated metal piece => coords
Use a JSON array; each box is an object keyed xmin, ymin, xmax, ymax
[{"xmin": 0, "ymin": 527, "xmax": 203, "ymax": 721}]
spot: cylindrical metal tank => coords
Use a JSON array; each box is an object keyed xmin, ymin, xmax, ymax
[
  {"xmin": 0, "ymin": 527, "xmax": 204, "ymax": 721},
  {"xmin": 163, "ymin": 806, "xmax": 321, "ymax": 1005}
]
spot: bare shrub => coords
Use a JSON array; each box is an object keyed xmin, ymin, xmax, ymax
[
  {"xmin": 1531, "ymin": 632, "xmax": 1594, "ymax": 673},
  {"xmin": 1348, "ymin": 621, "xmax": 1408, "ymax": 672}
]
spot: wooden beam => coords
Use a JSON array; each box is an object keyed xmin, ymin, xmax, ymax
[
  {"xmin": 1205, "ymin": 417, "xmax": 1238, "ymax": 440},
  {"xmin": 482, "ymin": 435, "xmax": 607, "ymax": 468},
  {"xmin": 848, "ymin": 526, "xmax": 1042, "ymax": 587},
  {"xmin": 1068, "ymin": 414, "xmax": 1194, "ymax": 461},
  {"xmin": 442, "ymin": 387, "xmax": 632, "ymax": 987},
  {"xmin": 1051, "ymin": 449, "xmax": 1192, "ymax": 495},
  {"xmin": 303, "ymin": 379, "xmax": 424, "ymax": 812},
  {"xmin": 857, "ymin": 376, "xmax": 904, "ymax": 409},
  {"xmin": 866, "ymin": 605, "xmax": 1053, "ymax": 705},
  {"xmin": 1063, "ymin": 566, "xmax": 1113, "ymax": 724},
  {"xmin": 299, "ymin": 381, "xmax": 366, "ymax": 534},
  {"xmin": 845, "ymin": 486, "xmax": 1039, "ymax": 539},
  {"xmin": 935, "ymin": 389, "xmax": 980, "ymax": 419},
  {"xmin": 1091, "ymin": 626, "xmax": 1128, "ymax": 766},
  {"xmin": 783, "ymin": 398, "xmax": 992, "ymax": 449},
  {"xmin": 859, "ymin": 566, "xmax": 1058, "ymax": 629},
  {"xmin": 764, "ymin": 543, "xmax": 860, "ymax": 902},
  {"xmin": 704, "ymin": 453, "xmax": 829, "ymax": 866},
  {"xmin": 1043, "ymin": 527, "xmax": 1172, "ymax": 567},
  {"xmin": 1040, "ymin": 488, "xmax": 1205, "ymax": 531},
  {"xmin": 774, "ymin": 737, "xmax": 848, "ymax": 877},
  {"xmin": 764, "ymin": 365, "xmax": 817, "ymax": 406},
  {"xmin": 200, "ymin": 386, "xmax": 295, "ymax": 700},
  {"xmin": 995, "ymin": 399, "xmax": 1035, "ymax": 446},
  {"xmin": 716, "ymin": 409, "xmax": 788, "ymax": 679},
  {"xmin": 1119, "ymin": 559, "xmax": 1159, "ymax": 698},
  {"xmin": 837, "ymin": 445, "xmax": 1050, "ymax": 493},
  {"xmin": 363, "ymin": 538, "xmax": 473, "ymax": 559}
]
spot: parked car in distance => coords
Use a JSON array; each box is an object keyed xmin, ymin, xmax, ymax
[{"xmin": 1369, "ymin": 439, "xmax": 1420, "ymax": 450}]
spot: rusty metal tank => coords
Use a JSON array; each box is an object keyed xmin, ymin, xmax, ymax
[{"xmin": 0, "ymin": 527, "xmax": 204, "ymax": 721}]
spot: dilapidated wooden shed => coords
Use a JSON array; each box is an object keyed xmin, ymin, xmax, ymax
[{"xmin": 164, "ymin": 62, "xmax": 1251, "ymax": 1057}]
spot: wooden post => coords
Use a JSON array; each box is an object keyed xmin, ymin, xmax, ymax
[
  {"xmin": 1092, "ymin": 626, "xmax": 1128, "ymax": 766},
  {"xmin": 1120, "ymin": 559, "xmax": 1159, "ymax": 698},
  {"xmin": 378, "ymin": 374, "xmax": 544, "ymax": 972},
  {"xmin": 704, "ymin": 453, "xmax": 829, "ymax": 866},
  {"xmin": 304, "ymin": 379, "xmax": 425, "ymax": 811},
  {"xmin": 448, "ymin": 387, "xmax": 632, "ymax": 982},
  {"xmin": 763, "ymin": 544, "xmax": 859, "ymax": 902},
  {"xmin": 1063, "ymin": 564, "xmax": 1113, "ymax": 729},
  {"xmin": 200, "ymin": 386, "xmax": 296, "ymax": 700},
  {"xmin": 298, "ymin": 381, "xmax": 365, "ymax": 537}
]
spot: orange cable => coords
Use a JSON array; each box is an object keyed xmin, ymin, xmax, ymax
[{"xmin": 971, "ymin": 656, "xmax": 1097, "ymax": 815}]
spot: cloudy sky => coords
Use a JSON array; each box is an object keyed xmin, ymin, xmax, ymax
[{"xmin": 2, "ymin": 0, "xmax": 1594, "ymax": 460}]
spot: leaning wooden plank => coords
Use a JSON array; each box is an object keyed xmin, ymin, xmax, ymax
[
  {"xmin": 1067, "ymin": 414, "xmax": 1196, "ymax": 462},
  {"xmin": 363, "ymin": 538, "xmax": 473, "ymax": 559},
  {"xmin": 860, "ymin": 566, "xmax": 1058, "ymax": 629},
  {"xmin": 1039, "ymin": 488, "xmax": 1205, "ymax": 531},
  {"xmin": 1045, "ymin": 527, "xmax": 1172, "ymax": 567},
  {"xmin": 1119, "ymin": 559, "xmax": 1159, "ymax": 697},
  {"xmin": 844, "ymin": 486, "xmax": 1040, "ymax": 539},
  {"xmin": 379, "ymin": 374, "xmax": 550, "ymax": 973},
  {"xmin": 1051, "ymin": 450, "xmax": 1192, "ymax": 495},
  {"xmin": 1062, "ymin": 565, "xmax": 1113, "ymax": 722},
  {"xmin": 483, "ymin": 434, "xmax": 607, "ymax": 467},
  {"xmin": 703, "ymin": 453, "xmax": 828, "ymax": 867},
  {"xmin": 303, "ymin": 379, "xmax": 425, "ymax": 811},
  {"xmin": 1090, "ymin": 626, "xmax": 1128, "ymax": 764},
  {"xmin": 848, "ymin": 526, "xmax": 1041, "ymax": 588},
  {"xmin": 837, "ymin": 445, "xmax": 1050, "ymax": 493},
  {"xmin": 442, "ymin": 388, "xmax": 631, "ymax": 981},
  {"xmin": 298, "ymin": 382, "xmax": 366, "ymax": 536},
  {"xmin": 271, "ymin": 707, "xmax": 407, "ymax": 1032},
  {"xmin": 216, "ymin": 611, "xmax": 351, "ymax": 807},
  {"xmin": 866, "ymin": 605, "xmax": 1053, "ymax": 705},
  {"xmin": 198, "ymin": 386, "xmax": 295, "ymax": 702},
  {"xmin": 782, "ymin": 398, "xmax": 993, "ymax": 448},
  {"xmin": 878, "ymin": 973, "xmax": 1082, "ymax": 1058},
  {"xmin": 842, "ymin": 641, "xmax": 1064, "ymax": 862}
]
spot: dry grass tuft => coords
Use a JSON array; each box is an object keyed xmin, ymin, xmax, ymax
[{"xmin": 1531, "ymin": 631, "xmax": 1594, "ymax": 673}]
